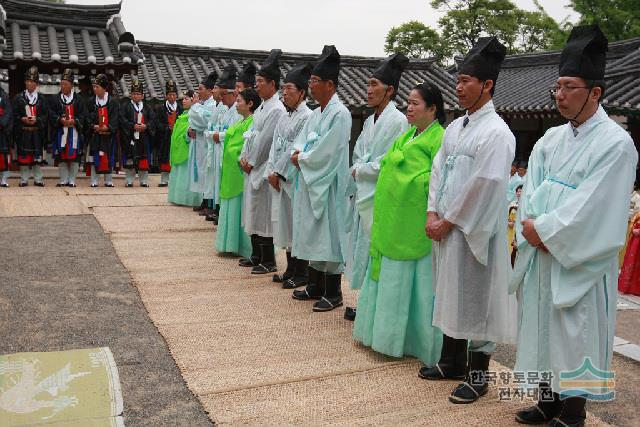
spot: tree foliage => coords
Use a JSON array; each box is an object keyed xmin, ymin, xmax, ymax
[
  {"xmin": 385, "ymin": 21, "xmax": 441, "ymax": 59},
  {"xmin": 385, "ymin": 0, "xmax": 571, "ymax": 65},
  {"xmin": 571, "ymin": 0, "xmax": 640, "ymax": 41}
]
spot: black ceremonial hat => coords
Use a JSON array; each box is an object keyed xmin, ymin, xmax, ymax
[
  {"xmin": 559, "ymin": 24, "xmax": 608, "ymax": 81},
  {"xmin": 458, "ymin": 37, "xmax": 507, "ymax": 83}
]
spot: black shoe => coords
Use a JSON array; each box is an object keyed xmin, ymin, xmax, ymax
[
  {"xmin": 312, "ymin": 273, "xmax": 343, "ymax": 312},
  {"xmin": 140, "ymin": 183, "xmax": 149, "ymax": 187},
  {"xmin": 273, "ymin": 252, "xmax": 295, "ymax": 283},
  {"xmin": 90, "ymin": 183, "xmax": 98, "ymax": 188},
  {"xmin": 449, "ymin": 380, "xmax": 488, "ymax": 404},
  {"xmin": 282, "ymin": 276, "xmax": 307, "ymax": 289},
  {"xmin": 548, "ymin": 397, "xmax": 586, "ymax": 427},
  {"xmin": 205, "ymin": 213, "xmax": 218, "ymax": 222},
  {"xmin": 158, "ymin": 183, "xmax": 168, "ymax": 187},
  {"xmin": 104, "ymin": 183, "xmax": 114, "ymax": 187},
  {"xmin": 35, "ymin": 181, "xmax": 45, "ymax": 187},
  {"xmin": 449, "ymin": 351, "xmax": 491, "ymax": 404},
  {"xmin": 515, "ymin": 387, "xmax": 561, "ymax": 425},
  {"xmin": 239, "ymin": 257, "xmax": 259, "ymax": 267},
  {"xmin": 251, "ymin": 263, "xmax": 278, "ymax": 274},
  {"xmin": 19, "ymin": 181, "xmax": 28, "ymax": 187},
  {"xmin": 56, "ymin": 183, "xmax": 66, "ymax": 187},
  {"xmin": 199, "ymin": 208, "xmax": 212, "ymax": 216},
  {"xmin": 419, "ymin": 335, "xmax": 468, "ymax": 380},
  {"xmin": 548, "ymin": 418, "xmax": 585, "ymax": 427},
  {"xmin": 293, "ymin": 268, "xmax": 324, "ymax": 300},
  {"xmin": 516, "ymin": 406, "xmax": 556, "ymax": 425},
  {"xmin": 126, "ymin": 183, "xmax": 133, "ymax": 187},
  {"xmin": 344, "ymin": 306, "xmax": 356, "ymax": 321},
  {"xmin": 0, "ymin": 183, "xmax": 8, "ymax": 188},
  {"xmin": 67, "ymin": 183, "xmax": 77, "ymax": 188},
  {"xmin": 313, "ymin": 295, "xmax": 344, "ymax": 312},
  {"xmin": 418, "ymin": 363, "xmax": 466, "ymax": 380}
]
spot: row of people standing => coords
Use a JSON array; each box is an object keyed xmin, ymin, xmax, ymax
[
  {"xmin": 164, "ymin": 24, "xmax": 635, "ymax": 427},
  {"xmin": 0, "ymin": 68, "xmax": 180, "ymax": 188}
]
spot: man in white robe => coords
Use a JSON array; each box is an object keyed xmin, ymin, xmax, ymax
[
  {"xmin": 344, "ymin": 53, "xmax": 409, "ymax": 321},
  {"xmin": 512, "ymin": 25, "xmax": 637, "ymax": 427},
  {"xmin": 239, "ymin": 50, "xmax": 286, "ymax": 274},
  {"xmin": 266, "ymin": 63, "xmax": 313, "ymax": 288},
  {"xmin": 424, "ymin": 37, "xmax": 518, "ymax": 404},
  {"xmin": 290, "ymin": 45, "xmax": 352, "ymax": 312},
  {"xmin": 188, "ymin": 72, "xmax": 218, "ymax": 209},
  {"xmin": 205, "ymin": 66, "xmax": 243, "ymax": 223}
]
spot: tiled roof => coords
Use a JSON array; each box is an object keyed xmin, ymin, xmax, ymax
[
  {"xmin": 0, "ymin": 0, "xmax": 143, "ymax": 70},
  {"xmin": 493, "ymin": 37, "xmax": 640, "ymax": 115},
  {"xmin": 117, "ymin": 41, "xmax": 459, "ymax": 112}
]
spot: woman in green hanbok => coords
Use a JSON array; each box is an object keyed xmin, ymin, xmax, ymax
[
  {"xmin": 215, "ymin": 89, "xmax": 262, "ymax": 258},
  {"xmin": 168, "ymin": 91, "xmax": 203, "ymax": 207},
  {"xmin": 353, "ymin": 83, "xmax": 445, "ymax": 366}
]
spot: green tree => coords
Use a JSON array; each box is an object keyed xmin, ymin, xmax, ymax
[
  {"xmin": 571, "ymin": 0, "xmax": 640, "ymax": 41},
  {"xmin": 385, "ymin": 0, "xmax": 565, "ymax": 65},
  {"xmin": 385, "ymin": 21, "xmax": 442, "ymax": 59}
]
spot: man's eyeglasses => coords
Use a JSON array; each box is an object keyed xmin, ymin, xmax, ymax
[
  {"xmin": 308, "ymin": 78, "xmax": 325, "ymax": 85},
  {"xmin": 549, "ymin": 85, "xmax": 592, "ymax": 97}
]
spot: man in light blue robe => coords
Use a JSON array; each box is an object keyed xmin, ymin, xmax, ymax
[
  {"xmin": 239, "ymin": 50, "xmax": 286, "ymax": 274},
  {"xmin": 344, "ymin": 53, "xmax": 409, "ymax": 321},
  {"xmin": 188, "ymin": 72, "xmax": 217, "ymax": 202},
  {"xmin": 266, "ymin": 63, "xmax": 313, "ymax": 288},
  {"xmin": 511, "ymin": 25, "xmax": 637, "ymax": 427},
  {"xmin": 205, "ymin": 66, "xmax": 242, "ymax": 223},
  {"xmin": 290, "ymin": 45, "xmax": 352, "ymax": 312}
]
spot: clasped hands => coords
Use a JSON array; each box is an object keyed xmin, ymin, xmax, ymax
[
  {"xmin": 240, "ymin": 158, "xmax": 253, "ymax": 174},
  {"xmin": 426, "ymin": 212, "xmax": 454, "ymax": 242},
  {"xmin": 521, "ymin": 219, "xmax": 549, "ymax": 252}
]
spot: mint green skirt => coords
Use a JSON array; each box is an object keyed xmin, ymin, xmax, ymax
[
  {"xmin": 168, "ymin": 162, "xmax": 203, "ymax": 207},
  {"xmin": 353, "ymin": 254, "xmax": 443, "ymax": 365},
  {"xmin": 215, "ymin": 194, "xmax": 252, "ymax": 258}
]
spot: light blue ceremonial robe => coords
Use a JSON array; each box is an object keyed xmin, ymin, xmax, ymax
[
  {"xmin": 511, "ymin": 106, "xmax": 637, "ymax": 394},
  {"xmin": 241, "ymin": 94, "xmax": 286, "ymax": 237},
  {"xmin": 206, "ymin": 103, "xmax": 242, "ymax": 205},
  {"xmin": 187, "ymin": 96, "xmax": 215, "ymax": 194},
  {"xmin": 507, "ymin": 173, "xmax": 524, "ymax": 203},
  {"xmin": 266, "ymin": 101, "xmax": 312, "ymax": 249},
  {"xmin": 291, "ymin": 93, "xmax": 352, "ymax": 263},
  {"xmin": 203, "ymin": 101, "xmax": 228, "ymax": 201},
  {"xmin": 346, "ymin": 102, "xmax": 408, "ymax": 290}
]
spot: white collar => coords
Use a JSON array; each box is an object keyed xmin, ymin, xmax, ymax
[
  {"xmin": 61, "ymin": 91, "xmax": 74, "ymax": 104},
  {"xmin": 166, "ymin": 100, "xmax": 177, "ymax": 111},
  {"xmin": 131, "ymin": 100, "xmax": 144, "ymax": 112},
  {"xmin": 96, "ymin": 93, "xmax": 109, "ymax": 107},
  {"xmin": 24, "ymin": 89, "xmax": 38, "ymax": 105}
]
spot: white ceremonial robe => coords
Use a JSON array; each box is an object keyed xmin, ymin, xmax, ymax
[
  {"xmin": 187, "ymin": 97, "xmax": 216, "ymax": 194},
  {"xmin": 206, "ymin": 102, "xmax": 242, "ymax": 204},
  {"xmin": 346, "ymin": 102, "xmax": 408, "ymax": 290},
  {"xmin": 291, "ymin": 94, "xmax": 352, "ymax": 263},
  {"xmin": 511, "ymin": 106, "xmax": 637, "ymax": 393},
  {"xmin": 429, "ymin": 100, "xmax": 518, "ymax": 344},
  {"xmin": 241, "ymin": 94, "xmax": 286, "ymax": 236},
  {"xmin": 266, "ymin": 101, "xmax": 312, "ymax": 248}
]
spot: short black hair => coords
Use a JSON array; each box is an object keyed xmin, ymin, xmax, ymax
[
  {"xmin": 239, "ymin": 88, "xmax": 262, "ymax": 113},
  {"xmin": 413, "ymin": 82, "xmax": 446, "ymax": 125},
  {"xmin": 515, "ymin": 184, "xmax": 523, "ymax": 192}
]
